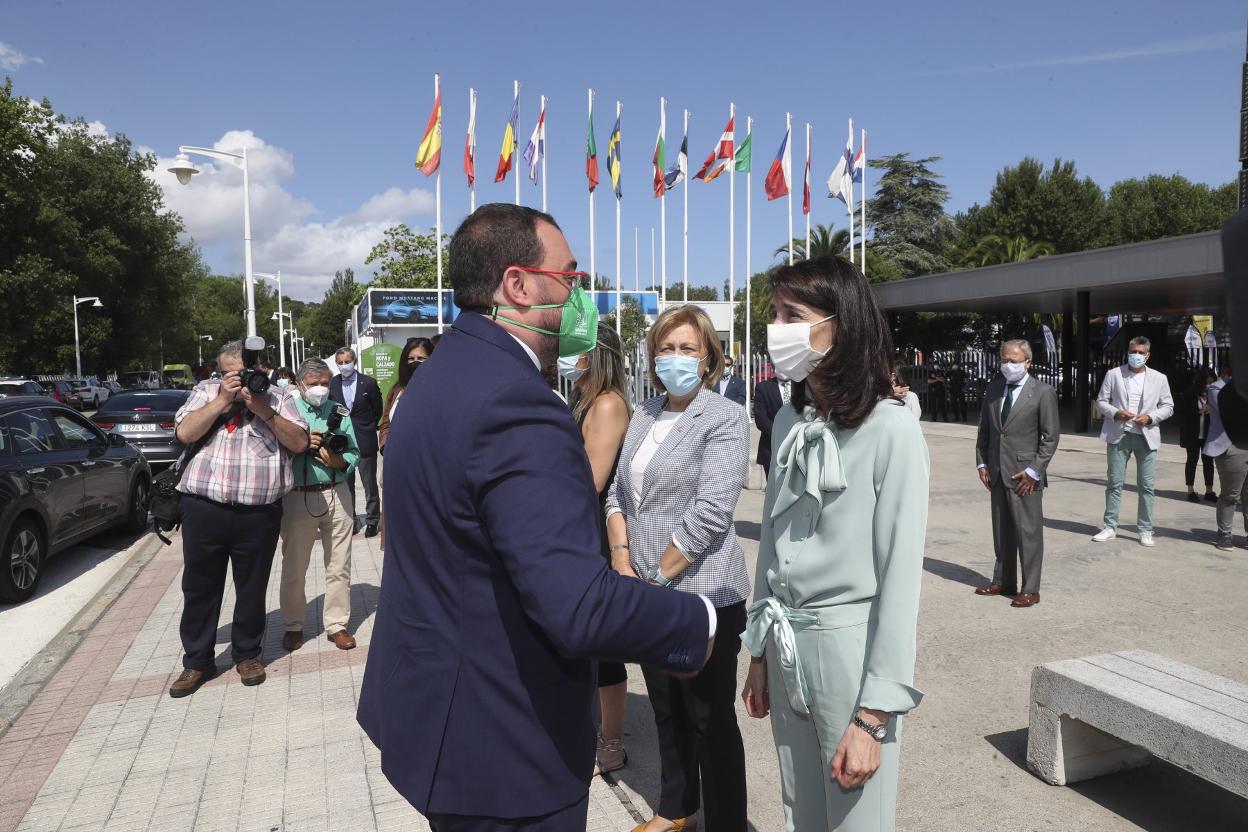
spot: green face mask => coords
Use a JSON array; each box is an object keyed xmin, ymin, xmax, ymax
[{"xmin": 493, "ymin": 285, "xmax": 600, "ymax": 358}]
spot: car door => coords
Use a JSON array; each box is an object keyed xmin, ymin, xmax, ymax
[
  {"xmin": 3, "ymin": 408, "xmax": 86, "ymax": 547},
  {"xmin": 51, "ymin": 409, "xmax": 126, "ymax": 527}
]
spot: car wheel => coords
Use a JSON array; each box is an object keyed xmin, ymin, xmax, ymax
[
  {"xmin": 91, "ymin": 396, "xmax": 99, "ymax": 409},
  {"xmin": 0, "ymin": 519, "xmax": 44, "ymax": 603},
  {"xmin": 124, "ymin": 476, "xmax": 150, "ymax": 534}
]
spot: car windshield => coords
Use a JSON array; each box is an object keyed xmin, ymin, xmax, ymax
[
  {"xmin": 99, "ymin": 392, "xmax": 189, "ymax": 413},
  {"xmin": 0, "ymin": 383, "xmax": 26, "ymax": 396}
]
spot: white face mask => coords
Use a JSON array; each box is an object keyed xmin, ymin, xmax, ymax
[
  {"xmin": 557, "ymin": 354, "xmax": 587, "ymax": 382},
  {"xmin": 302, "ymin": 385, "xmax": 330, "ymax": 407},
  {"xmin": 1001, "ymin": 362, "xmax": 1028, "ymax": 384},
  {"xmin": 337, "ymin": 362, "xmax": 355, "ymax": 377},
  {"xmin": 767, "ymin": 315, "xmax": 835, "ymax": 382}
]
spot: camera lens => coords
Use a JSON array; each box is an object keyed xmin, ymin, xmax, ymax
[
  {"xmin": 325, "ymin": 433, "xmax": 349, "ymax": 454},
  {"xmin": 246, "ymin": 371, "xmax": 270, "ymax": 394}
]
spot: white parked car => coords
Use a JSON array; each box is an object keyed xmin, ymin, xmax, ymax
[{"xmin": 74, "ymin": 376, "xmax": 111, "ymax": 409}]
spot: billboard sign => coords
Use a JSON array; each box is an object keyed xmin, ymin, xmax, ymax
[{"xmin": 369, "ymin": 289, "xmax": 459, "ymax": 325}]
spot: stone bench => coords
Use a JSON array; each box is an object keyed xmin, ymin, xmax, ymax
[{"xmin": 1026, "ymin": 650, "xmax": 1248, "ymax": 798}]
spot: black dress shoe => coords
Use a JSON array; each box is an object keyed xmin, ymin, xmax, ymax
[
  {"xmin": 1206, "ymin": 492, "xmax": 1219, "ymax": 502},
  {"xmin": 1188, "ymin": 493, "xmax": 1201, "ymax": 503},
  {"xmin": 364, "ymin": 524, "xmax": 379, "ymax": 538}
]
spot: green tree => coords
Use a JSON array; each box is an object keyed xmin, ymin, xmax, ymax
[
  {"xmin": 958, "ymin": 234, "xmax": 1055, "ymax": 268},
  {"xmin": 866, "ymin": 153, "xmax": 956, "ymax": 277},
  {"xmin": 774, "ymin": 224, "xmax": 852, "ymax": 261},
  {"xmin": 684, "ymin": 285, "xmax": 720, "ymax": 301},
  {"xmin": 364, "ymin": 224, "xmax": 448, "ymax": 289},
  {"xmin": 302, "ymin": 268, "xmax": 358, "ymax": 354},
  {"xmin": 1106, "ymin": 175, "xmax": 1236, "ymax": 245},
  {"xmin": 955, "ymin": 157, "xmax": 1110, "ymax": 255},
  {"xmin": 601, "ymin": 296, "xmax": 647, "ymax": 354}
]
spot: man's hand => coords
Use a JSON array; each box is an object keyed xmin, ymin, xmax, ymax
[
  {"xmin": 241, "ymin": 386, "xmax": 275, "ymax": 420},
  {"xmin": 217, "ymin": 372, "xmax": 243, "ymax": 407},
  {"xmin": 1011, "ymin": 470, "xmax": 1037, "ymax": 497},
  {"xmin": 309, "ymin": 429, "xmax": 325, "ymax": 452},
  {"xmin": 742, "ymin": 657, "xmax": 770, "ymax": 718},
  {"xmin": 1114, "ymin": 409, "xmax": 1135, "ymax": 422},
  {"xmin": 316, "ymin": 446, "xmax": 346, "ymax": 469},
  {"xmin": 978, "ymin": 467, "xmax": 992, "ymax": 490},
  {"xmin": 1132, "ymin": 413, "xmax": 1152, "ymax": 427},
  {"xmin": 830, "ymin": 709, "xmax": 886, "ymax": 790}
]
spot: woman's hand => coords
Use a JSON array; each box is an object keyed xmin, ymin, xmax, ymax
[
  {"xmin": 830, "ymin": 711, "xmax": 886, "ymax": 790},
  {"xmin": 611, "ymin": 553, "xmax": 639, "ymax": 580},
  {"xmin": 742, "ymin": 657, "xmax": 769, "ymax": 718}
]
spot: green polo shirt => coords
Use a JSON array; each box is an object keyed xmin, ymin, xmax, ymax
[{"xmin": 292, "ymin": 394, "xmax": 360, "ymax": 487}]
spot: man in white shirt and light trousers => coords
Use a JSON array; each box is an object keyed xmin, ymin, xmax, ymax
[{"xmin": 1092, "ymin": 336, "xmax": 1175, "ymax": 547}]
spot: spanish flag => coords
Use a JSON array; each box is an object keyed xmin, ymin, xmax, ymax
[
  {"xmin": 495, "ymin": 92, "xmax": 519, "ymax": 183},
  {"xmin": 606, "ymin": 115, "xmax": 622, "ymax": 198},
  {"xmin": 414, "ymin": 89, "xmax": 442, "ymax": 177}
]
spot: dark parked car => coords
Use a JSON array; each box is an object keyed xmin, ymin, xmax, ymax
[
  {"xmin": 45, "ymin": 380, "xmax": 84, "ymax": 410},
  {"xmin": 91, "ymin": 390, "xmax": 190, "ymax": 466},
  {"xmin": 0, "ymin": 397, "xmax": 151, "ymax": 603}
]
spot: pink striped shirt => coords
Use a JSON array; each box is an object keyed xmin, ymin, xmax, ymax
[{"xmin": 174, "ymin": 381, "xmax": 308, "ymax": 505}]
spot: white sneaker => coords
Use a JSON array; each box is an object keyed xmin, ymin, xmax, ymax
[
  {"xmin": 1139, "ymin": 532, "xmax": 1155, "ymax": 547},
  {"xmin": 1091, "ymin": 528, "xmax": 1117, "ymax": 542}
]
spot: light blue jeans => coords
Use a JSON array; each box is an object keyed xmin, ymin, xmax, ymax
[{"xmin": 1104, "ymin": 432, "xmax": 1157, "ymax": 533}]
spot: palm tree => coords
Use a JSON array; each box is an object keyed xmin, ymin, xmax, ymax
[
  {"xmin": 959, "ymin": 234, "xmax": 1055, "ymax": 268},
  {"xmin": 774, "ymin": 224, "xmax": 852, "ymax": 261}
]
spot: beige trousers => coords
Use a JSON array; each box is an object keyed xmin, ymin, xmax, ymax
[{"xmin": 280, "ymin": 482, "xmax": 354, "ymax": 635}]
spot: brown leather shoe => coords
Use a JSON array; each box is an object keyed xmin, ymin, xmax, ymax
[
  {"xmin": 327, "ymin": 630, "xmax": 357, "ymax": 650},
  {"xmin": 236, "ymin": 658, "xmax": 266, "ymax": 686},
  {"xmin": 975, "ymin": 583, "xmax": 1018, "ymax": 596},
  {"xmin": 283, "ymin": 631, "xmax": 304, "ymax": 652},
  {"xmin": 168, "ymin": 668, "xmax": 211, "ymax": 698},
  {"xmin": 1011, "ymin": 592, "xmax": 1041, "ymax": 608}
]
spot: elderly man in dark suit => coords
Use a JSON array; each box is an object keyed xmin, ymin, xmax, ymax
[
  {"xmin": 357, "ymin": 203, "xmax": 713, "ymax": 832},
  {"xmin": 752, "ymin": 375, "xmax": 785, "ymax": 477},
  {"xmin": 330, "ymin": 347, "xmax": 383, "ymax": 536},
  {"xmin": 974, "ymin": 339, "xmax": 1060, "ymax": 608}
]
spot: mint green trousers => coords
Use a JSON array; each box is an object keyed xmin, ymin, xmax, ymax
[{"xmin": 1104, "ymin": 432, "xmax": 1157, "ymax": 533}]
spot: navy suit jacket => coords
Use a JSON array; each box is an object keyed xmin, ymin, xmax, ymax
[
  {"xmin": 716, "ymin": 374, "xmax": 747, "ymax": 406},
  {"xmin": 753, "ymin": 377, "xmax": 784, "ymax": 467},
  {"xmin": 356, "ymin": 311, "xmax": 709, "ymax": 819},
  {"xmin": 330, "ymin": 371, "xmax": 382, "ymax": 457}
]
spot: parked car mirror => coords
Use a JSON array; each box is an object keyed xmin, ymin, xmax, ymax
[{"xmin": 108, "ymin": 432, "xmax": 128, "ymax": 448}]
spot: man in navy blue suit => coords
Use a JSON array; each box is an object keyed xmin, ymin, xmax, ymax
[{"xmin": 357, "ymin": 203, "xmax": 715, "ymax": 832}]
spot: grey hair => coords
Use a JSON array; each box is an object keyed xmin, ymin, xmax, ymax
[
  {"xmin": 335, "ymin": 347, "xmax": 356, "ymax": 362},
  {"xmin": 298, "ymin": 358, "xmax": 331, "ymax": 382},
  {"xmin": 217, "ymin": 340, "xmax": 243, "ymax": 363},
  {"xmin": 1000, "ymin": 339, "xmax": 1033, "ymax": 361},
  {"xmin": 1129, "ymin": 336, "xmax": 1151, "ymax": 350}
]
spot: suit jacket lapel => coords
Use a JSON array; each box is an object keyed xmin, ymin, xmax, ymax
[
  {"xmin": 1003, "ymin": 376, "xmax": 1036, "ymax": 427},
  {"xmin": 638, "ymin": 388, "xmax": 709, "ymax": 509},
  {"xmin": 990, "ymin": 379, "xmax": 1006, "ymax": 430}
]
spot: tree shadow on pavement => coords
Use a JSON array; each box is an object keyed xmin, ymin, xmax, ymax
[
  {"xmin": 922, "ymin": 557, "xmax": 988, "ymax": 588},
  {"xmin": 985, "ymin": 728, "xmax": 1248, "ymax": 831}
]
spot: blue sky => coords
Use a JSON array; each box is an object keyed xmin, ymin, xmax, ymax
[{"xmin": 3, "ymin": 0, "xmax": 1244, "ymax": 300}]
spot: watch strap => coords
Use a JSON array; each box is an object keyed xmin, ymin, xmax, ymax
[{"xmin": 852, "ymin": 713, "xmax": 887, "ymax": 742}]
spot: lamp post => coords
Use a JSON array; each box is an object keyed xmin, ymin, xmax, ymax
[
  {"xmin": 255, "ymin": 271, "xmax": 285, "ymax": 367},
  {"xmin": 168, "ymin": 146, "xmax": 257, "ymax": 337},
  {"xmin": 272, "ymin": 311, "xmax": 292, "ymax": 368},
  {"xmin": 197, "ymin": 335, "xmax": 213, "ymax": 366},
  {"xmin": 72, "ymin": 296, "xmax": 103, "ymax": 377}
]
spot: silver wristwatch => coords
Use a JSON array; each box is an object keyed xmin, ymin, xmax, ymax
[
  {"xmin": 852, "ymin": 713, "xmax": 888, "ymax": 742},
  {"xmin": 647, "ymin": 566, "xmax": 673, "ymax": 587}
]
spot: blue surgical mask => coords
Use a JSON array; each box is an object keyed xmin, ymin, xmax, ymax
[
  {"xmin": 276, "ymin": 379, "xmax": 290, "ymax": 388},
  {"xmin": 557, "ymin": 354, "xmax": 587, "ymax": 382},
  {"xmin": 338, "ymin": 362, "xmax": 356, "ymax": 377},
  {"xmin": 655, "ymin": 355, "xmax": 704, "ymax": 396},
  {"xmin": 1127, "ymin": 353, "xmax": 1147, "ymax": 369}
]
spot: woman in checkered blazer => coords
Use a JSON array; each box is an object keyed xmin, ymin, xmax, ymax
[{"xmin": 605, "ymin": 305, "xmax": 751, "ymax": 832}]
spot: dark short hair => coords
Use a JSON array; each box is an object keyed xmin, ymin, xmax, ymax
[
  {"xmin": 770, "ymin": 255, "xmax": 894, "ymax": 429},
  {"xmin": 398, "ymin": 337, "xmax": 434, "ymax": 388},
  {"xmin": 449, "ymin": 203, "xmax": 561, "ymax": 311}
]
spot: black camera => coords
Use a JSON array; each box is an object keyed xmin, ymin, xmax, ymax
[
  {"xmin": 322, "ymin": 405, "xmax": 350, "ymax": 454},
  {"xmin": 239, "ymin": 336, "xmax": 270, "ymax": 395}
]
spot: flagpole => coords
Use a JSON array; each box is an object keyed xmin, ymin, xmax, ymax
[
  {"xmin": 804, "ymin": 122, "xmax": 811, "ymax": 262},
  {"xmin": 650, "ymin": 227, "xmax": 655, "ymax": 290},
  {"xmin": 514, "ymin": 80, "xmax": 521, "ymax": 206},
  {"xmin": 728, "ymin": 101, "xmax": 736, "ymax": 359},
  {"xmin": 786, "ymin": 112, "xmax": 794, "ymax": 266},
  {"xmin": 860, "ymin": 128, "xmax": 867, "ymax": 278},
  {"xmin": 634, "ymin": 226, "xmax": 639, "ymax": 292},
  {"xmin": 660, "ymin": 97, "xmax": 667, "ymax": 306},
  {"xmin": 745, "ymin": 115, "xmax": 753, "ymax": 420},
  {"xmin": 683, "ymin": 109, "xmax": 689, "ymax": 302},
  {"xmin": 847, "ymin": 117, "xmax": 854, "ymax": 266},
  {"xmin": 540, "ymin": 94, "xmax": 548, "ymax": 213},
  {"xmin": 615, "ymin": 99, "xmax": 622, "ymax": 335},
  {"xmin": 588, "ymin": 89, "xmax": 597, "ymax": 303},
  {"xmin": 468, "ymin": 87, "xmax": 477, "ymax": 213},
  {"xmin": 435, "ymin": 72, "xmax": 444, "ymax": 334}
]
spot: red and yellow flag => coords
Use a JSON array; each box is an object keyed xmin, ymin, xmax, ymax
[{"xmin": 415, "ymin": 90, "xmax": 442, "ymax": 176}]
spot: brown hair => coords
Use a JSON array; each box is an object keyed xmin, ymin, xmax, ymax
[
  {"xmin": 646, "ymin": 305, "xmax": 724, "ymax": 394},
  {"xmin": 569, "ymin": 327, "xmax": 632, "ymax": 423}
]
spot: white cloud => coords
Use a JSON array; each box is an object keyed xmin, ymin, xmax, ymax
[
  {"xmin": 147, "ymin": 129, "xmax": 435, "ymax": 299},
  {"xmin": 928, "ymin": 30, "xmax": 1242, "ymax": 75},
  {"xmin": 0, "ymin": 42, "xmax": 42, "ymax": 71}
]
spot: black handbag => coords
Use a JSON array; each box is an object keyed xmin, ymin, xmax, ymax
[{"xmin": 151, "ymin": 415, "xmax": 225, "ymax": 545}]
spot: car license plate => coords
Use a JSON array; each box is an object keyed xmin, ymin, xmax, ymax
[{"xmin": 116, "ymin": 423, "xmax": 154, "ymax": 433}]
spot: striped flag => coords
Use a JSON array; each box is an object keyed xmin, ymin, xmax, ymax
[
  {"xmin": 464, "ymin": 91, "xmax": 477, "ymax": 187},
  {"xmin": 851, "ymin": 141, "xmax": 865, "ymax": 184},
  {"xmin": 802, "ymin": 136, "xmax": 811, "ymax": 215},
  {"xmin": 606, "ymin": 115, "xmax": 622, "ymax": 198},
  {"xmin": 587, "ymin": 108, "xmax": 599, "ymax": 192},
  {"xmin": 495, "ymin": 91, "xmax": 519, "ymax": 183},
  {"xmin": 764, "ymin": 126, "xmax": 791, "ymax": 201},
  {"xmin": 664, "ymin": 130, "xmax": 687, "ymax": 189},
  {"xmin": 523, "ymin": 101, "xmax": 546, "ymax": 183},
  {"xmin": 652, "ymin": 127, "xmax": 666, "ymax": 198},
  {"xmin": 694, "ymin": 115, "xmax": 734, "ymax": 181},
  {"xmin": 414, "ymin": 89, "xmax": 442, "ymax": 176},
  {"xmin": 734, "ymin": 129, "xmax": 752, "ymax": 173}
]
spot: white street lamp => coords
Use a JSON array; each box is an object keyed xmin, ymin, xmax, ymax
[
  {"xmin": 169, "ymin": 145, "xmax": 257, "ymax": 337},
  {"xmin": 72, "ymin": 295, "xmax": 103, "ymax": 378},
  {"xmin": 255, "ymin": 271, "xmax": 285, "ymax": 367},
  {"xmin": 197, "ymin": 334, "xmax": 213, "ymax": 366}
]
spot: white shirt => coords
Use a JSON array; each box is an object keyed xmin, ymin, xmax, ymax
[
  {"xmin": 340, "ymin": 371, "xmax": 357, "ymax": 410},
  {"xmin": 630, "ymin": 410, "xmax": 681, "ymax": 511},
  {"xmin": 1123, "ymin": 369, "xmax": 1147, "ymax": 433}
]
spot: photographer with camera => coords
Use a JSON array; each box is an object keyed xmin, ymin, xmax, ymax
[
  {"xmin": 279, "ymin": 358, "xmax": 361, "ymax": 651},
  {"xmin": 168, "ymin": 339, "xmax": 310, "ymax": 698}
]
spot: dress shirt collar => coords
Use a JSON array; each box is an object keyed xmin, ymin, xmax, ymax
[{"xmin": 507, "ymin": 333, "xmax": 542, "ymax": 370}]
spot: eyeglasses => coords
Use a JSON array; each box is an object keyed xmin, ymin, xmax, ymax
[{"xmin": 507, "ymin": 265, "xmax": 591, "ymax": 292}]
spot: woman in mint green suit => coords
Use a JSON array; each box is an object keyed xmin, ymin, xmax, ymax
[{"xmin": 742, "ymin": 256, "xmax": 929, "ymax": 832}]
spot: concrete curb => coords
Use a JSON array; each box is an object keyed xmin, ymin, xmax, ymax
[{"xmin": 0, "ymin": 531, "xmax": 166, "ymax": 737}]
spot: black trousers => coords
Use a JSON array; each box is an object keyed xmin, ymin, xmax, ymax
[
  {"xmin": 1185, "ymin": 445, "xmax": 1215, "ymax": 489},
  {"xmin": 640, "ymin": 601, "xmax": 748, "ymax": 830},
  {"xmin": 950, "ymin": 390, "xmax": 967, "ymax": 422},
  {"xmin": 929, "ymin": 388, "xmax": 948, "ymax": 421},
  {"xmin": 427, "ymin": 793, "xmax": 588, "ymax": 831},
  {"xmin": 179, "ymin": 494, "xmax": 282, "ymax": 670},
  {"xmin": 349, "ymin": 454, "xmax": 381, "ymax": 527}
]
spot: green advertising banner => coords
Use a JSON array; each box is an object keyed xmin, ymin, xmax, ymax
[{"xmin": 361, "ymin": 343, "xmax": 402, "ymax": 403}]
